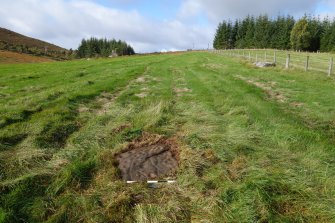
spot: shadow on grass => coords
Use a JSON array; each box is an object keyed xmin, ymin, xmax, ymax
[
  {"xmin": 35, "ymin": 121, "xmax": 81, "ymax": 149},
  {"xmin": 0, "ymin": 108, "xmax": 42, "ymax": 129},
  {"xmin": 0, "ymin": 133, "xmax": 28, "ymax": 151}
]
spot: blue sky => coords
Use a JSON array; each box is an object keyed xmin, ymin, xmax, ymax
[
  {"xmin": 96, "ymin": 0, "xmax": 181, "ymax": 20},
  {"xmin": 0, "ymin": 0, "xmax": 334, "ymax": 52}
]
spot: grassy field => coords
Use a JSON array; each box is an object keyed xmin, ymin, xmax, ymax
[
  {"xmin": 1, "ymin": 52, "xmax": 335, "ymax": 222},
  {"xmin": 217, "ymin": 49, "xmax": 335, "ymax": 75}
]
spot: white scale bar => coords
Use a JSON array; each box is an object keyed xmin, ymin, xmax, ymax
[{"xmin": 127, "ymin": 180, "xmax": 176, "ymax": 184}]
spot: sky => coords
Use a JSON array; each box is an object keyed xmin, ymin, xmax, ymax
[{"xmin": 0, "ymin": 0, "xmax": 335, "ymax": 53}]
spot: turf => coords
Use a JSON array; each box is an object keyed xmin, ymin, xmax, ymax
[{"xmin": 0, "ymin": 52, "xmax": 335, "ymax": 222}]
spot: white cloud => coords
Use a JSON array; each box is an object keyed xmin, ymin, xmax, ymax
[
  {"xmin": 0, "ymin": 0, "xmax": 212, "ymax": 52},
  {"xmin": 179, "ymin": 0, "xmax": 325, "ymax": 22},
  {"xmin": 0, "ymin": 0, "xmax": 332, "ymax": 52}
]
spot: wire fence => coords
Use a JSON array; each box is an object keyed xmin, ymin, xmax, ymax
[{"xmin": 211, "ymin": 49, "xmax": 334, "ymax": 76}]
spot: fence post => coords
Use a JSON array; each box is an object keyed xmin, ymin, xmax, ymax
[
  {"xmin": 274, "ymin": 51, "xmax": 276, "ymax": 64},
  {"xmin": 286, "ymin": 54, "xmax": 290, "ymax": 69},
  {"xmin": 328, "ymin": 57, "xmax": 333, "ymax": 76},
  {"xmin": 305, "ymin": 56, "xmax": 309, "ymax": 72}
]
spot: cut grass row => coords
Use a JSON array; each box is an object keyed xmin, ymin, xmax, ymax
[{"xmin": 1, "ymin": 52, "xmax": 335, "ymax": 222}]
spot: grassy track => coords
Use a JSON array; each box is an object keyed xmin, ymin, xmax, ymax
[{"xmin": 1, "ymin": 52, "xmax": 335, "ymax": 222}]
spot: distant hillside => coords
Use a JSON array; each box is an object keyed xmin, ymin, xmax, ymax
[
  {"xmin": 0, "ymin": 50, "xmax": 54, "ymax": 64},
  {"xmin": 0, "ymin": 27, "xmax": 70, "ymax": 60}
]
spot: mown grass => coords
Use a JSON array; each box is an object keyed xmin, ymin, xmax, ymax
[{"xmin": 1, "ymin": 52, "xmax": 335, "ymax": 222}]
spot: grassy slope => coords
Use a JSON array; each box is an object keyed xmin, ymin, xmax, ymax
[
  {"xmin": 0, "ymin": 27, "xmax": 66, "ymax": 52},
  {"xmin": 0, "ymin": 52, "xmax": 335, "ymax": 222},
  {"xmin": 0, "ymin": 51, "xmax": 54, "ymax": 64}
]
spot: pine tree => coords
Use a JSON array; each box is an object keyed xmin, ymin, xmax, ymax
[
  {"xmin": 308, "ymin": 16, "xmax": 322, "ymax": 52},
  {"xmin": 254, "ymin": 15, "xmax": 271, "ymax": 48},
  {"xmin": 326, "ymin": 20, "xmax": 335, "ymax": 52},
  {"xmin": 213, "ymin": 23, "xmax": 223, "ymax": 49},
  {"xmin": 235, "ymin": 17, "xmax": 249, "ymax": 48},
  {"xmin": 245, "ymin": 16, "xmax": 255, "ymax": 48}
]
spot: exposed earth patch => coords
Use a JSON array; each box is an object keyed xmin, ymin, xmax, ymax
[{"xmin": 116, "ymin": 134, "xmax": 179, "ymax": 181}]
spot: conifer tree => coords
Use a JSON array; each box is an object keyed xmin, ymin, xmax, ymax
[
  {"xmin": 213, "ymin": 14, "xmax": 334, "ymax": 52},
  {"xmin": 76, "ymin": 38, "xmax": 135, "ymax": 58}
]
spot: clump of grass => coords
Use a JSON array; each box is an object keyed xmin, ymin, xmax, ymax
[
  {"xmin": 135, "ymin": 201, "xmax": 191, "ymax": 223},
  {"xmin": 0, "ymin": 107, "xmax": 42, "ymax": 128},
  {"xmin": 0, "ymin": 133, "xmax": 27, "ymax": 151},
  {"xmin": 105, "ymin": 192, "xmax": 137, "ymax": 223},
  {"xmin": 48, "ymin": 158, "xmax": 97, "ymax": 195},
  {"xmin": 35, "ymin": 121, "xmax": 81, "ymax": 149},
  {"xmin": 47, "ymin": 91, "xmax": 64, "ymax": 101},
  {"xmin": 0, "ymin": 174, "xmax": 51, "ymax": 223},
  {"xmin": 123, "ymin": 128, "xmax": 143, "ymax": 141}
]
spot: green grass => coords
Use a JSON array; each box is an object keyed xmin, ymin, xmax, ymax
[
  {"xmin": 218, "ymin": 49, "xmax": 335, "ymax": 74},
  {"xmin": 1, "ymin": 52, "xmax": 335, "ymax": 222}
]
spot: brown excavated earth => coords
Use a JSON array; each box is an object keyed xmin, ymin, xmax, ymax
[{"xmin": 116, "ymin": 135, "xmax": 179, "ymax": 181}]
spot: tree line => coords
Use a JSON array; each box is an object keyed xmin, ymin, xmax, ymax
[
  {"xmin": 77, "ymin": 37, "xmax": 135, "ymax": 58},
  {"xmin": 213, "ymin": 15, "xmax": 335, "ymax": 52}
]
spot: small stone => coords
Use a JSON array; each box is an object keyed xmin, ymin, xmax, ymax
[{"xmin": 254, "ymin": 62, "xmax": 276, "ymax": 68}]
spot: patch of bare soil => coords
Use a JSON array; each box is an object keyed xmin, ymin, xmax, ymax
[
  {"xmin": 77, "ymin": 92, "xmax": 117, "ymax": 115},
  {"xmin": 290, "ymin": 102, "xmax": 304, "ymax": 108},
  {"xmin": 202, "ymin": 63, "xmax": 223, "ymax": 70},
  {"xmin": 111, "ymin": 124, "xmax": 132, "ymax": 135},
  {"xmin": 96, "ymin": 92, "xmax": 116, "ymax": 115},
  {"xmin": 77, "ymin": 106, "xmax": 90, "ymax": 113},
  {"xmin": 135, "ymin": 74, "xmax": 159, "ymax": 84},
  {"xmin": 174, "ymin": 88, "xmax": 192, "ymax": 93},
  {"xmin": 227, "ymin": 156, "xmax": 247, "ymax": 181},
  {"xmin": 116, "ymin": 134, "xmax": 179, "ymax": 181},
  {"xmin": 78, "ymin": 67, "xmax": 153, "ymax": 114},
  {"xmin": 136, "ymin": 76, "xmax": 146, "ymax": 83},
  {"xmin": 236, "ymin": 75, "xmax": 286, "ymax": 103},
  {"xmin": 135, "ymin": 92, "xmax": 148, "ymax": 98},
  {"xmin": 174, "ymin": 87, "xmax": 192, "ymax": 97}
]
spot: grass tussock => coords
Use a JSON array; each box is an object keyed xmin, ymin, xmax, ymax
[{"xmin": 35, "ymin": 121, "xmax": 81, "ymax": 149}]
